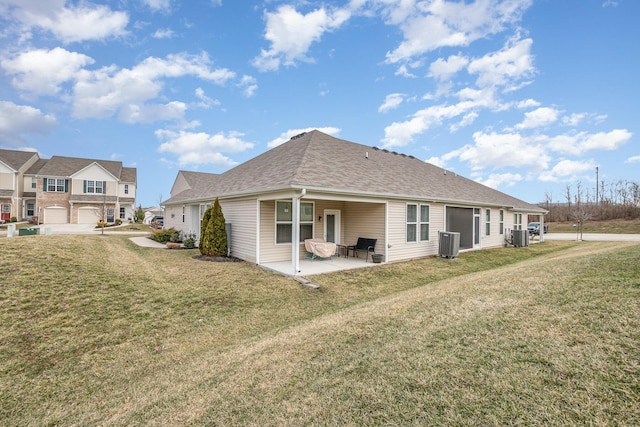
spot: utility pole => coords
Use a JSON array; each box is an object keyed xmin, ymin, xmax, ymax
[{"xmin": 595, "ymin": 166, "xmax": 599, "ymax": 205}]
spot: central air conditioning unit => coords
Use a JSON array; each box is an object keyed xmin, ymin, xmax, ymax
[
  {"xmin": 439, "ymin": 231, "xmax": 460, "ymax": 258},
  {"xmin": 512, "ymin": 229, "xmax": 529, "ymax": 247}
]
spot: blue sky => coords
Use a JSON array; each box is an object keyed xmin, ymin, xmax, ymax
[{"xmin": 0, "ymin": 0, "xmax": 637, "ymax": 208}]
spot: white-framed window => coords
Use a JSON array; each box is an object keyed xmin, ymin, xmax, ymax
[
  {"xmin": 406, "ymin": 204, "xmax": 417, "ymax": 243},
  {"xmin": 46, "ymin": 178, "xmax": 66, "ymax": 192},
  {"xmin": 119, "ymin": 207, "xmax": 125, "ymax": 219},
  {"xmin": 107, "ymin": 208, "xmax": 115, "ymax": 223},
  {"xmin": 182, "ymin": 205, "xmax": 185, "ymax": 223},
  {"xmin": 499, "ymin": 210, "xmax": 504, "ymax": 234},
  {"xmin": 27, "ymin": 203, "xmax": 35, "ymax": 216},
  {"xmin": 124, "ymin": 184, "xmax": 129, "ymax": 195},
  {"xmin": 275, "ymin": 200, "xmax": 314, "ymax": 244},
  {"xmin": 407, "ymin": 203, "xmax": 430, "ymax": 242},
  {"xmin": 86, "ymin": 180, "xmax": 105, "ymax": 194},
  {"xmin": 485, "ymin": 209, "xmax": 491, "ymax": 236},
  {"xmin": 420, "ymin": 204, "xmax": 430, "ymax": 241},
  {"xmin": 514, "ymin": 213, "xmax": 523, "ymax": 230},
  {"xmin": 31, "ymin": 177, "xmax": 36, "ymax": 189}
]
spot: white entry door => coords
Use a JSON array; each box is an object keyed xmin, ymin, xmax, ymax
[{"xmin": 324, "ymin": 209, "xmax": 341, "ymax": 244}]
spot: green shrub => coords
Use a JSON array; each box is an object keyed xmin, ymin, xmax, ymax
[
  {"xmin": 115, "ymin": 218, "xmax": 122, "ymax": 226},
  {"xmin": 182, "ymin": 232, "xmax": 196, "ymax": 249},
  {"xmin": 199, "ymin": 206, "xmax": 213, "ymax": 256},
  {"xmin": 10, "ymin": 217, "xmax": 17, "ymax": 222},
  {"xmin": 201, "ymin": 198, "xmax": 227, "ymax": 257},
  {"xmin": 151, "ymin": 228, "xmax": 180, "ymax": 243}
]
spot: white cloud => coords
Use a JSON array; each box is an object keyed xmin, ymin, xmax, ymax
[
  {"xmin": 384, "ymin": 0, "xmax": 533, "ymax": 63},
  {"xmin": 476, "ymin": 172, "xmax": 523, "ymax": 189},
  {"xmin": 428, "ymin": 54, "xmax": 469, "ymax": 81},
  {"xmin": 626, "ymin": 155, "xmax": 640, "ymax": 163},
  {"xmin": 152, "ymin": 28, "xmax": 174, "ymax": 39},
  {"xmin": 562, "ymin": 112, "xmax": 586, "ymax": 126},
  {"xmin": 378, "ymin": 93, "xmax": 405, "ymax": 113},
  {"xmin": 580, "ymin": 129, "xmax": 632, "ymax": 151},
  {"xmin": 253, "ymin": 5, "xmax": 350, "ymax": 71},
  {"xmin": 2, "ymin": 1, "xmax": 129, "ymax": 43},
  {"xmin": 194, "ymin": 87, "xmax": 220, "ymax": 109},
  {"xmin": 468, "ymin": 36, "xmax": 535, "ymax": 90},
  {"xmin": 1, "ymin": 47, "xmax": 94, "ymax": 96},
  {"xmin": 142, "ymin": 0, "xmax": 172, "ymax": 12},
  {"xmin": 458, "ymin": 131, "xmax": 550, "ymax": 171},
  {"xmin": 516, "ymin": 98, "xmax": 540, "ymax": 109},
  {"xmin": 538, "ymin": 159, "xmax": 596, "ymax": 182},
  {"xmin": 156, "ymin": 129, "xmax": 254, "ymax": 167},
  {"xmin": 515, "ymin": 107, "xmax": 559, "ymax": 130},
  {"xmin": 0, "ymin": 101, "xmax": 56, "ymax": 143},
  {"xmin": 267, "ymin": 127, "xmax": 340, "ymax": 148},
  {"xmin": 382, "ymin": 99, "xmax": 485, "ymax": 147},
  {"xmin": 239, "ymin": 75, "xmax": 258, "ymax": 97},
  {"xmin": 72, "ymin": 52, "xmax": 235, "ymax": 122}
]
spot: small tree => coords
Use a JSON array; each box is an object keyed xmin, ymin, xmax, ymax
[
  {"xmin": 199, "ymin": 205, "xmax": 213, "ymax": 256},
  {"xmin": 135, "ymin": 205, "xmax": 144, "ymax": 223},
  {"xmin": 201, "ymin": 198, "xmax": 227, "ymax": 257}
]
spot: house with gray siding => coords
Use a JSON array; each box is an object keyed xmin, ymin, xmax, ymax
[{"xmin": 163, "ymin": 130, "xmax": 546, "ymax": 275}]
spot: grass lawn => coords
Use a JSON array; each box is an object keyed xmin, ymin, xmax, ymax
[
  {"xmin": 1, "ymin": 235, "xmax": 639, "ymax": 425},
  {"xmin": 548, "ymin": 217, "xmax": 640, "ymax": 234}
]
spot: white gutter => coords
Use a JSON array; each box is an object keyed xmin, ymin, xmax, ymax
[{"xmin": 292, "ymin": 188, "xmax": 306, "ymax": 276}]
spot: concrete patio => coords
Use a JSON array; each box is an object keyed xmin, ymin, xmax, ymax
[{"xmin": 262, "ymin": 254, "xmax": 382, "ymax": 277}]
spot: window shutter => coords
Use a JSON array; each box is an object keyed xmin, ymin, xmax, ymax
[
  {"xmin": 43, "ymin": 178, "xmax": 47, "ymax": 192},
  {"xmin": 65, "ymin": 179, "xmax": 69, "ymax": 192},
  {"xmin": 83, "ymin": 180, "xmax": 87, "ymax": 193},
  {"xmin": 103, "ymin": 181, "xmax": 107, "ymax": 193}
]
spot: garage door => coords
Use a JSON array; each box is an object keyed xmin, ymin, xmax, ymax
[
  {"xmin": 78, "ymin": 208, "xmax": 100, "ymax": 224},
  {"xmin": 43, "ymin": 207, "xmax": 67, "ymax": 224}
]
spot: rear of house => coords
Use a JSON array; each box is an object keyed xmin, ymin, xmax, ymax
[{"xmin": 163, "ymin": 130, "xmax": 545, "ymax": 274}]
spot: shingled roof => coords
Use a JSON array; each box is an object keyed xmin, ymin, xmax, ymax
[
  {"xmin": 0, "ymin": 149, "xmax": 38, "ymax": 171},
  {"xmin": 36, "ymin": 156, "xmax": 123, "ymax": 178},
  {"xmin": 164, "ymin": 130, "xmax": 544, "ymax": 212}
]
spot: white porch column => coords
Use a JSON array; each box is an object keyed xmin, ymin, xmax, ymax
[
  {"xmin": 291, "ymin": 189, "xmax": 306, "ymax": 276},
  {"xmin": 540, "ymin": 214, "xmax": 545, "ymax": 243}
]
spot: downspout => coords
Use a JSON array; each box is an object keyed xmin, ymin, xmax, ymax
[{"xmin": 292, "ymin": 188, "xmax": 306, "ymax": 276}]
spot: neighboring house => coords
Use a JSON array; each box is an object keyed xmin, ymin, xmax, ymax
[
  {"xmin": 0, "ymin": 149, "xmax": 40, "ymax": 222},
  {"xmin": 0, "ymin": 149, "xmax": 137, "ymax": 224},
  {"xmin": 143, "ymin": 207, "xmax": 164, "ymax": 225},
  {"xmin": 163, "ymin": 130, "xmax": 546, "ymax": 275}
]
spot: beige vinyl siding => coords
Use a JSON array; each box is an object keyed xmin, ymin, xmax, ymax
[
  {"xmin": 342, "ymin": 201, "xmax": 385, "ymax": 257},
  {"xmin": 164, "ymin": 205, "xmax": 183, "ymax": 231},
  {"xmin": 259, "ymin": 200, "xmax": 291, "ymax": 263},
  {"xmin": 219, "ymin": 198, "xmax": 257, "ymax": 263},
  {"xmin": 312, "ymin": 199, "xmax": 346, "ymax": 242},
  {"xmin": 0, "ymin": 172, "xmax": 12, "ymax": 189},
  {"xmin": 481, "ymin": 207, "xmax": 507, "ymax": 249},
  {"xmin": 387, "ymin": 201, "xmax": 442, "ymax": 262}
]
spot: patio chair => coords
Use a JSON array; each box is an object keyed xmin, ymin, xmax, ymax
[{"xmin": 346, "ymin": 237, "xmax": 376, "ymax": 262}]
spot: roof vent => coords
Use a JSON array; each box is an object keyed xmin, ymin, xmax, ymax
[{"xmin": 290, "ymin": 132, "xmax": 307, "ymax": 140}]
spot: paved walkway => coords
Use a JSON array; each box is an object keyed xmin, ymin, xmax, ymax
[{"xmin": 128, "ymin": 236, "xmax": 167, "ymax": 248}]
